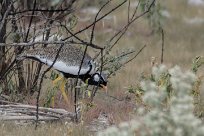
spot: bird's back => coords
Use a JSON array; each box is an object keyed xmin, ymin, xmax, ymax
[{"xmin": 18, "ymin": 45, "xmax": 96, "ymax": 75}]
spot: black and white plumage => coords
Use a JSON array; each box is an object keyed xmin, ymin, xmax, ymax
[{"xmin": 18, "ymin": 45, "xmax": 107, "ymax": 88}]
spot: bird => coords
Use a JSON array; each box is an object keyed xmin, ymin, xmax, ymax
[{"xmin": 17, "ymin": 44, "xmax": 107, "ymax": 106}]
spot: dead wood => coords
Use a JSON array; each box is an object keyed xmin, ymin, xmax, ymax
[{"xmin": 0, "ymin": 100, "xmax": 75, "ymax": 122}]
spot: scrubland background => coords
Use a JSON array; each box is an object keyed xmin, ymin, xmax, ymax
[{"xmin": 1, "ymin": 0, "xmax": 204, "ymax": 135}]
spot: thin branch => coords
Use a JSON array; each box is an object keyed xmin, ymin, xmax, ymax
[
  {"xmin": 103, "ymin": 50, "xmax": 136, "ymax": 66},
  {"xmin": 24, "ymin": 0, "xmax": 37, "ymax": 43},
  {"xmin": 96, "ymin": 92, "xmax": 137, "ymax": 107},
  {"xmin": 109, "ymin": 0, "xmax": 155, "ymax": 43},
  {"xmin": 91, "ymin": 48, "xmax": 104, "ymax": 102},
  {"xmin": 107, "ymin": 45, "xmax": 146, "ymax": 78},
  {"xmin": 90, "ymin": 0, "xmax": 111, "ymax": 44},
  {"xmin": 9, "ymin": 8, "xmax": 73, "ymax": 15},
  {"xmin": 72, "ymin": 1, "xmax": 110, "ymax": 120},
  {"xmin": 0, "ymin": 41, "xmax": 98, "ymax": 47},
  {"xmin": 31, "ymin": 10, "xmax": 55, "ymax": 91},
  {"xmin": 0, "ymin": 0, "xmax": 37, "ymax": 85},
  {"xmin": 109, "ymin": 0, "xmax": 141, "ymax": 48},
  {"xmin": 127, "ymin": 0, "xmax": 131, "ymax": 22},
  {"xmin": 60, "ymin": 24, "xmax": 102, "ymax": 50},
  {"xmin": 88, "ymin": 1, "xmax": 110, "ymax": 101},
  {"xmin": 0, "ymin": 1, "xmax": 12, "ymax": 33},
  {"xmin": 74, "ymin": 45, "xmax": 88, "ymax": 122},
  {"xmin": 93, "ymin": 0, "xmax": 141, "ymax": 60},
  {"xmin": 62, "ymin": 0, "xmax": 127, "ymax": 41},
  {"xmin": 35, "ymin": 44, "xmax": 64, "ymax": 128},
  {"xmin": 124, "ymin": 44, "xmax": 146, "ymax": 65},
  {"xmin": 132, "ymin": 0, "xmax": 141, "ymax": 19},
  {"xmin": 161, "ymin": 28, "xmax": 164, "ymax": 64}
]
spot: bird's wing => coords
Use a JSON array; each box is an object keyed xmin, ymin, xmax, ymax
[{"xmin": 17, "ymin": 45, "xmax": 95, "ymax": 75}]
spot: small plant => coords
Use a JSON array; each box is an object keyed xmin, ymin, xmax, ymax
[
  {"xmin": 103, "ymin": 48, "xmax": 136, "ymax": 78},
  {"xmin": 44, "ymin": 86, "xmax": 58, "ymax": 107},
  {"xmin": 97, "ymin": 65, "xmax": 204, "ymax": 136},
  {"xmin": 192, "ymin": 56, "xmax": 204, "ymax": 73}
]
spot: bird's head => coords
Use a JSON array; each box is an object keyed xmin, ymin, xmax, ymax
[{"xmin": 86, "ymin": 72, "xmax": 107, "ymax": 91}]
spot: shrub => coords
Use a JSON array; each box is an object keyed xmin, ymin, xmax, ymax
[{"xmin": 97, "ymin": 65, "xmax": 204, "ymax": 136}]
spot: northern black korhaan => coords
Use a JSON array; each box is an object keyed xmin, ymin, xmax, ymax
[{"xmin": 17, "ymin": 44, "xmax": 107, "ymax": 105}]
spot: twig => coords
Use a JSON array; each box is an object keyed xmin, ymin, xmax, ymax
[
  {"xmin": 35, "ymin": 44, "xmax": 64, "ymax": 128},
  {"xmin": 74, "ymin": 45, "xmax": 88, "ymax": 122},
  {"xmin": 0, "ymin": 41, "xmax": 97, "ymax": 47},
  {"xmin": 103, "ymin": 50, "xmax": 136, "ymax": 66},
  {"xmin": 0, "ymin": 1, "xmax": 12, "ymax": 33},
  {"xmin": 124, "ymin": 45, "xmax": 146, "ymax": 65},
  {"xmin": 107, "ymin": 45, "xmax": 147, "ymax": 78},
  {"xmin": 96, "ymin": 92, "xmax": 137, "ymax": 107},
  {"xmin": 70, "ymin": 1, "xmax": 110, "ymax": 120},
  {"xmin": 127, "ymin": 0, "xmax": 131, "ymax": 22},
  {"xmin": 62, "ymin": 0, "xmax": 127, "ymax": 41},
  {"xmin": 89, "ymin": 0, "xmax": 108, "ymax": 102},
  {"xmin": 91, "ymin": 48, "xmax": 104, "ymax": 102},
  {"xmin": 0, "ymin": 0, "xmax": 37, "ymax": 90},
  {"xmin": 31, "ymin": 10, "xmax": 55, "ymax": 92},
  {"xmin": 9, "ymin": 8, "xmax": 73, "ymax": 15},
  {"xmin": 161, "ymin": 28, "xmax": 164, "ymax": 64},
  {"xmin": 24, "ymin": 0, "xmax": 37, "ymax": 43},
  {"xmin": 109, "ymin": 9, "xmax": 138, "ymax": 49},
  {"xmin": 90, "ymin": 0, "xmax": 110, "ymax": 44},
  {"xmin": 109, "ymin": 0, "xmax": 155, "ymax": 44},
  {"xmin": 59, "ymin": 24, "xmax": 102, "ymax": 50},
  {"xmin": 93, "ymin": 0, "xmax": 141, "ymax": 60}
]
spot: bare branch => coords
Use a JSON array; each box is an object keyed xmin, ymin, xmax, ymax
[
  {"xmin": 60, "ymin": 24, "xmax": 103, "ymax": 50},
  {"xmin": 90, "ymin": 0, "xmax": 111, "ymax": 44},
  {"xmin": 124, "ymin": 44, "xmax": 146, "ymax": 65},
  {"xmin": 35, "ymin": 44, "xmax": 64, "ymax": 128},
  {"xmin": 161, "ymin": 28, "xmax": 164, "ymax": 64},
  {"xmin": 109, "ymin": 0, "xmax": 155, "ymax": 44},
  {"xmin": 24, "ymin": 0, "xmax": 37, "ymax": 43},
  {"xmin": 62, "ymin": 0, "xmax": 127, "ymax": 41},
  {"xmin": 9, "ymin": 8, "xmax": 73, "ymax": 15},
  {"xmin": 0, "ymin": 1, "xmax": 12, "ymax": 33},
  {"xmin": 0, "ymin": 41, "xmax": 97, "ymax": 47}
]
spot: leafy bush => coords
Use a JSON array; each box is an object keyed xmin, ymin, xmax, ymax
[{"xmin": 97, "ymin": 65, "xmax": 204, "ymax": 136}]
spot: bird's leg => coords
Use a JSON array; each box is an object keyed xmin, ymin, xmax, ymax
[
  {"xmin": 52, "ymin": 76, "xmax": 69, "ymax": 107},
  {"xmin": 59, "ymin": 78, "xmax": 69, "ymax": 105},
  {"xmin": 53, "ymin": 76, "xmax": 63, "ymax": 85},
  {"xmin": 51, "ymin": 96, "xmax": 55, "ymax": 108}
]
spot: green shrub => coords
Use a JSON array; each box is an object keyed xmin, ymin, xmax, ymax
[{"xmin": 97, "ymin": 65, "xmax": 204, "ymax": 136}]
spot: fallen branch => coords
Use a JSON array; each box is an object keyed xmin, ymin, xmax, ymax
[
  {"xmin": 0, "ymin": 116, "xmax": 58, "ymax": 121},
  {"xmin": 0, "ymin": 101, "xmax": 75, "ymax": 122}
]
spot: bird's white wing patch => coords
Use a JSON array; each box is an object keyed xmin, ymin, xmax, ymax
[{"xmin": 35, "ymin": 55, "xmax": 90, "ymax": 75}]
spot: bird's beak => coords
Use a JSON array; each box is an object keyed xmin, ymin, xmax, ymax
[{"xmin": 100, "ymin": 84, "xmax": 107, "ymax": 92}]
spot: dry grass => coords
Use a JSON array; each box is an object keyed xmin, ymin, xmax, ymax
[
  {"xmin": 0, "ymin": 122, "xmax": 90, "ymax": 136},
  {"xmin": 1, "ymin": 0, "xmax": 204, "ymax": 135}
]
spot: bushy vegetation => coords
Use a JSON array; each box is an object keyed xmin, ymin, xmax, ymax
[
  {"xmin": 98, "ymin": 65, "xmax": 204, "ymax": 136},
  {"xmin": 0, "ymin": 0, "xmax": 204, "ymax": 135}
]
